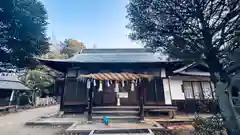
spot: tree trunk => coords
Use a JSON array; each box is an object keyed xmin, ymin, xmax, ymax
[
  {"xmin": 206, "ymin": 54, "xmax": 240, "ymax": 135},
  {"xmin": 215, "ymin": 80, "xmax": 240, "ymax": 134},
  {"xmin": 32, "ymin": 91, "xmax": 36, "ymax": 106}
]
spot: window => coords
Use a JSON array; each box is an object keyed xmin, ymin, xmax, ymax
[
  {"xmin": 182, "ymin": 81, "xmax": 214, "ymax": 99},
  {"xmin": 201, "ymin": 82, "xmax": 213, "ymax": 99},
  {"xmin": 192, "ymin": 82, "xmax": 203, "ymax": 99},
  {"xmin": 183, "ymin": 82, "xmax": 194, "ymax": 99}
]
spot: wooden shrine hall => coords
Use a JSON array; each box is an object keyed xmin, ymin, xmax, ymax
[
  {"xmin": 39, "ymin": 48, "xmax": 216, "ymax": 122},
  {"xmin": 78, "ymin": 72, "xmax": 153, "ymax": 121}
]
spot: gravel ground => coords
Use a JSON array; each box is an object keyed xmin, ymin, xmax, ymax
[{"xmin": 0, "ymin": 105, "xmax": 66, "ymax": 135}]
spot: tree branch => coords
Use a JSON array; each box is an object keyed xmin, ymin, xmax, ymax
[
  {"xmin": 214, "ymin": 8, "xmax": 240, "ymax": 34},
  {"xmin": 209, "ymin": 0, "xmax": 226, "ymax": 27},
  {"xmin": 213, "ymin": 14, "xmax": 240, "ymax": 47}
]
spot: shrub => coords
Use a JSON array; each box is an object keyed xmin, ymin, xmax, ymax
[{"xmin": 192, "ymin": 114, "xmax": 226, "ymax": 135}]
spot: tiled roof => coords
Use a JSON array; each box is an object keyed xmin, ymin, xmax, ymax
[
  {"xmin": 41, "ymin": 48, "xmax": 173, "ymax": 63},
  {"xmin": 0, "ymin": 75, "xmax": 30, "ymax": 90},
  {"xmin": 69, "ymin": 52, "xmax": 162, "ymax": 63},
  {"xmin": 38, "ymin": 48, "xmax": 183, "ymax": 73},
  {"xmin": 0, "ymin": 75, "xmax": 19, "ymax": 82},
  {"xmin": 80, "ymin": 48, "xmax": 153, "ymax": 53},
  {"xmin": 173, "ymin": 63, "xmax": 196, "ymax": 73}
]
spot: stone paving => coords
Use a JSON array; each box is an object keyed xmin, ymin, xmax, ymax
[
  {"xmin": 0, "ymin": 105, "xmax": 212, "ymax": 135},
  {"xmin": 145, "ymin": 113, "xmax": 213, "ymax": 121},
  {"xmin": 27, "ymin": 113, "xmax": 163, "ymax": 134},
  {"xmin": 25, "ymin": 113, "xmax": 87, "ymax": 126},
  {"xmin": 0, "ymin": 105, "xmax": 64, "ymax": 135},
  {"xmin": 66, "ymin": 121, "xmax": 161, "ymax": 133},
  {"xmin": 25, "ymin": 112, "xmax": 206, "ymax": 134}
]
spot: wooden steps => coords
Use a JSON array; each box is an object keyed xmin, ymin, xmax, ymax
[
  {"xmin": 92, "ymin": 106, "xmax": 140, "ymax": 122},
  {"xmin": 92, "ymin": 116, "xmax": 140, "ymax": 122},
  {"xmin": 93, "ymin": 106, "xmax": 139, "ymax": 111},
  {"xmin": 90, "ymin": 105, "xmax": 178, "ymax": 122},
  {"xmin": 93, "ymin": 110, "xmax": 139, "ymax": 117}
]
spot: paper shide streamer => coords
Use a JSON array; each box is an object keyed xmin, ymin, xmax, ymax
[
  {"xmin": 87, "ymin": 79, "xmax": 91, "ymax": 89},
  {"xmin": 107, "ymin": 80, "xmax": 110, "ymax": 87},
  {"xmin": 114, "ymin": 81, "xmax": 119, "ymax": 92},
  {"xmin": 131, "ymin": 80, "xmax": 135, "ymax": 91},
  {"xmin": 122, "ymin": 80, "xmax": 125, "ymax": 87},
  {"xmin": 98, "ymin": 80, "xmax": 103, "ymax": 91}
]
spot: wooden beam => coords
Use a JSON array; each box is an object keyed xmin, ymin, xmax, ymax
[
  {"xmin": 139, "ymin": 80, "xmax": 144, "ymax": 122},
  {"xmin": 170, "ymin": 76, "xmax": 210, "ymax": 81},
  {"xmin": 60, "ymin": 75, "xmax": 66, "ymax": 111}
]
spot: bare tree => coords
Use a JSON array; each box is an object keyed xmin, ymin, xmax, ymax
[{"xmin": 127, "ymin": 0, "xmax": 240, "ymax": 134}]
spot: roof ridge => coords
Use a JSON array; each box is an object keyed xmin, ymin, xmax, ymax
[
  {"xmin": 80, "ymin": 48, "xmax": 153, "ymax": 54},
  {"xmin": 0, "ymin": 79, "xmax": 20, "ymax": 82}
]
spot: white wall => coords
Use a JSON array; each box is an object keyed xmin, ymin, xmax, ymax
[
  {"xmin": 162, "ymin": 79, "xmax": 172, "ymax": 104},
  {"xmin": 161, "ymin": 68, "xmax": 166, "ymax": 78},
  {"xmin": 169, "ymin": 79, "xmax": 185, "ymax": 100}
]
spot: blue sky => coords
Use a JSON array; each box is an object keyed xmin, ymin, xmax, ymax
[{"xmin": 41, "ymin": 0, "xmax": 142, "ymax": 48}]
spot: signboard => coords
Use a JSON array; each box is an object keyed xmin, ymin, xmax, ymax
[{"xmin": 117, "ymin": 92, "xmax": 128, "ymax": 98}]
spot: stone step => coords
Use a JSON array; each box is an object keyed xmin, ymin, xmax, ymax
[
  {"xmin": 90, "ymin": 129, "xmax": 154, "ymax": 135},
  {"xmin": 92, "ymin": 116, "xmax": 140, "ymax": 122},
  {"xmin": 91, "ymin": 132, "xmax": 153, "ymax": 135},
  {"xmin": 93, "ymin": 106, "xmax": 139, "ymax": 111}
]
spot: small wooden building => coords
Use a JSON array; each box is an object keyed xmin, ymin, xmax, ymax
[
  {"xmin": 0, "ymin": 75, "xmax": 30, "ymax": 110},
  {"xmin": 40, "ymin": 48, "xmax": 217, "ymax": 121}
]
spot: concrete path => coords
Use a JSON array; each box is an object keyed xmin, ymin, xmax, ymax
[{"xmin": 0, "ymin": 105, "xmax": 64, "ymax": 135}]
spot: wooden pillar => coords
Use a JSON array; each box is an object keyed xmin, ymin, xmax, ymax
[
  {"xmin": 9, "ymin": 89, "xmax": 15, "ymax": 106},
  {"xmin": 60, "ymin": 78, "xmax": 65, "ymax": 111},
  {"xmin": 88, "ymin": 82, "xmax": 93, "ymax": 122},
  {"xmin": 32, "ymin": 90, "xmax": 36, "ymax": 106},
  {"xmin": 139, "ymin": 80, "xmax": 144, "ymax": 122}
]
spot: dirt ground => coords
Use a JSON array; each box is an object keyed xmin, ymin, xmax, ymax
[
  {"xmin": 0, "ymin": 105, "xmax": 200, "ymax": 135},
  {"xmin": 0, "ymin": 105, "xmax": 66, "ymax": 135}
]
